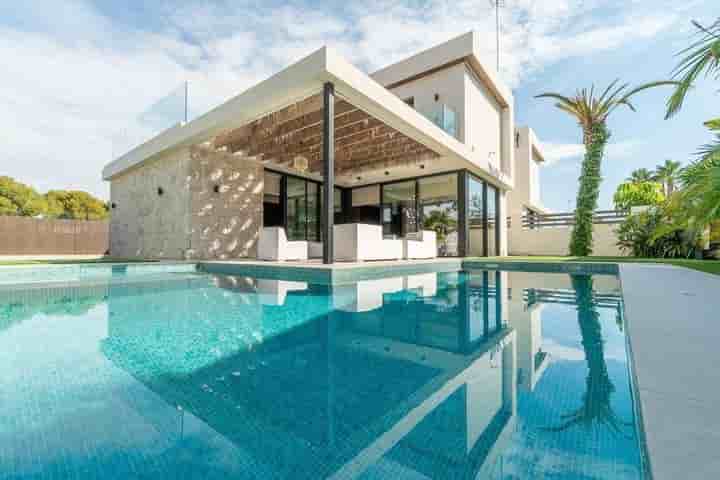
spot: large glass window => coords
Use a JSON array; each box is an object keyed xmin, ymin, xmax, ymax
[
  {"xmin": 382, "ymin": 181, "xmax": 417, "ymax": 238},
  {"xmin": 419, "ymin": 174, "xmax": 458, "ymax": 256},
  {"xmin": 263, "ymin": 171, "xmax": 283, "ymax": 227},
  {"xmin": 468, "ymin": 175, "xmax": 485, "ymax": 257},
  {"xmin": 487, "ymin": 183, "xmax": 498, "ymax": 256},
  {"xmin": 286, "ymin": 176, "xmax": 321, "ymax": 242},
  {"xmin": 350, "ymin": 185, "xmax": 381, "ymax": 225}
]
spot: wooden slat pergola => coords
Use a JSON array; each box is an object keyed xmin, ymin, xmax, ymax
[{"xmin": 211, "ymin": 91, "xmax": 441, "ymax": 178}]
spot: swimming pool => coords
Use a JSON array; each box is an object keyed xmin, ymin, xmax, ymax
[{"xmin": 0, "ymin": 265, "xmax": 646, "ymax": 479}]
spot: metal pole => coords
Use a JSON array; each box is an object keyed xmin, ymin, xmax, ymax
[
  {"xmin": 322, "ymin": 82, "xmax": 335, "ymax": 264},
  {"xmin": 184, "ymin": 81, "xmax": 188, "ymax": 123},
  {"xmin": 496, "ymin": 2, "xmax": 500, "ymax": 71}
]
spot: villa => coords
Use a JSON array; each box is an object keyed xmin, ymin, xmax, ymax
[{"xmin": 103, "ymin": 32, "xmax": 545, "ymax": 263}]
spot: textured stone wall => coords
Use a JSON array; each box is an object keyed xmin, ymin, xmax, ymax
[
  {"xmin": 109, "ymin": 145, "xmax": 263, "ymax": 260},
  {"xmin": 187, "ymin": 146, "xmax": 263, "ymax": 260},
  {"xmin": 109, "ymin": 148, "xmax": 192, "ymax": 259}
]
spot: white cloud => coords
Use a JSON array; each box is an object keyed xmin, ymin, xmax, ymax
[
  {"xmin": 0, "ymin": 0, "xmax": 691, "ymax": 199},
  {"xmin": 543, "ymin": 140, "xmax": 643, "ymax": 165}
]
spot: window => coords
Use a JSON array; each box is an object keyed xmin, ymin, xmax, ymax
[
  {"xmin": 419, "ymin": 174, "xmax": 458, "ymax": 256},
  {"xmin": 382, "ymin": 180, "xmax": 417, "ymax": 238}
]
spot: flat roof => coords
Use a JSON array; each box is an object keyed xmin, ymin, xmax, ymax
[
  {"xmin": 371, "ymin": 31, "xmax": 512, "ymax": 109},
  {"xmin": 103, "ymin": 41, "xmax": 513, "ymax": 190}
]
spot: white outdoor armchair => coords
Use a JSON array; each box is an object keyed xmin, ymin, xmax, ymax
[
  {"xmin": 403, "ymin": 230, "xmax": 437, "ymax": 259},
  {"xmin": 257, "ymin": 227, "xmax": 308, "ymax": 261},
  {"xmin": 333, "ymin": 224, "xmax": 403, "ymax": 262}
]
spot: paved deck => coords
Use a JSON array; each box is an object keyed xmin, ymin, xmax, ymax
[{"xmin": 620, "ymin": 264, "xmax": 720, "ymax": 480}]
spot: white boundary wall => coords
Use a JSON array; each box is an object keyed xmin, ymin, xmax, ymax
[{"xmin": 508, "ymin": 214, "xmax": 626, "ymax": 257}]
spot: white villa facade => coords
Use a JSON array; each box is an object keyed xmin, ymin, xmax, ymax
[{"xmin": 103, "ymin": 31, "xmax": 545, "ymax": 262}]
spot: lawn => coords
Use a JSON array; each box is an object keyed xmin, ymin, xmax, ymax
[{"xmin": 480, "ymin": 256, "xmax": 720, "ymax": 276}]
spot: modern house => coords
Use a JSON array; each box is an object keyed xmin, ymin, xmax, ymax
[{"xmin": 103, "ymin": 31, "xmax": 544, "ymax": 262}]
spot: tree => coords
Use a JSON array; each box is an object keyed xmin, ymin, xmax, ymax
[
  {"xmin": 654, "ymin": 159, "xmax": 682, "ymax": 195},
  {"xmin": 0, "ymin": 176, "xmax": 47, "ymax": 217},
  {"xmin": 664, "ymin": 19, "xmax": 720, "ymax": 231},
  {"xmin": 45, "ymin": 190, "xmax": 109, "ymax": 220},
  {"xmin": 536, "ymin": 79, "xmax": 677, "ymax": 256},
  {"xmin": 665, "ymin": 19, "xmax": 720, "ymax": 119},
  {"xmin": 626, "ymin": 168, "xmax": 654, "ymax": 184},
  {"xmin": 613, "ymin": 181, "xmax": 665, "ymax": 211}
]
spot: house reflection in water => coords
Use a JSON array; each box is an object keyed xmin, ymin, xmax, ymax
[{"xmin": 101, "ymin": 271, "xmax": 517, "ymax": 479}]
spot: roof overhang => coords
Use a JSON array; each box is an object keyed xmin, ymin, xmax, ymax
[
  {"xmin": 371, "ymin": 31, "xmax": 513, "ymax": 109},
  {"xmin": 103, "ymin": 46, "xmax": 512, "ymax": 190}
]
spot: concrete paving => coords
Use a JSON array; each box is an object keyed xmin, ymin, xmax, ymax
[{"xmin": 620, "ymin": 264, "xmax": 720, "ymax": 479}]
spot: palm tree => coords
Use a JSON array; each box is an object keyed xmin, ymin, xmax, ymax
[
  {"xmin": 665, "ymin": 19, "xmax": 720, "ymax": 119},
  {"xmin": 536, "ymin": 80, "xmax": 677, "ymax": 256},
  {"xmin": 664, "ymin": 19, "xmax": 720, "ymax": 229},
  {"xmin": 654, "ymin": 159, "xmax": 682, "ymax": 195},
  {"xmin": 626, "ymin": 168, "xmax": 654, "ymax": 184},
  {"xmin": 679, "ymin": 119, "xmax": 720, "ymax": 226}
]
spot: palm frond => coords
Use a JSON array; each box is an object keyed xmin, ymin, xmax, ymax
[{"xmin": 666, "ymin": 19, "xmax": 720, "ymax": 118}]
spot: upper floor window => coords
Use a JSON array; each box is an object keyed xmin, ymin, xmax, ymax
[{"xmin": 427, "ymin": 104, "xmax": 457, "ymax": 139}]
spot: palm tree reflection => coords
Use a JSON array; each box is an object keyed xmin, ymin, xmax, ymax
[{"xmin": 547, "ymin": 275, "xmax": 630, "ymax": 435}]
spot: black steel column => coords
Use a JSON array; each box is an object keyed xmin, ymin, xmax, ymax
[
  {"xmin": 280, "ymin": 175, "xmax": 288, "ymax": 231},
  {"xmin": 458, "ymin": 171, "xmax": 468, "ymax": 257},
  {"xmin": 322, "ymin": 82, "xmax": 335, "ymax": 264}
]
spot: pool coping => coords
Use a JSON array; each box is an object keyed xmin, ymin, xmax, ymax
[{"xmin": 618, "ymin": 264, "xmax": 720, "ymax": 480}]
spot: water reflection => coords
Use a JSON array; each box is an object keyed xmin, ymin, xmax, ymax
[{"xmin": 0, "ymin": 269, "xmax": 641, "ymax": 479}]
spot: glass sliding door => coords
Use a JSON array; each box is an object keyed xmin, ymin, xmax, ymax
[
  {"xmin": 286, "ymin": 177, "xmax": 306, "ymax": 241},
  {"xmin": 487, "ymin": 183, "xmax": 498, "ymax": 256},
  {"xmin": 468, "ymin": 175, "xmax": 485, "ymax": 257},
  {"xmin": 306, "ymin": 182, "xmax": 320, "ymax": 242},
  {"xmin": 350, "ymin": 185, "xmax": 381, "ymax": 225},
  {"xmin": 382, "ymin": 180, "xmax": 417, "ymax": 238},
  {"xmin": 263, "ymin": 171, "xmax": 283, "ymax": 227},
  {"xmin": 285, "ymin": 176, "xmax": 321, "ymax": 242},
  {"xmin": 419, "ymin": 174, "xmax": 458, "ymax": 256}
]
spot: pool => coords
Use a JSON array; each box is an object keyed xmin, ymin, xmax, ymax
[{"xmin": 0, "ymin": 265, "xmax": 646, "ymax": 479}]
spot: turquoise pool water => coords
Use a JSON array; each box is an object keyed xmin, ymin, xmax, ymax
[{"xmin": 0, "ymin": 266, "xmax": 645, "ymax": 479}]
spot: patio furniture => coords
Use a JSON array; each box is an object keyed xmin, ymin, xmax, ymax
[
  {"xmin": 333, "ymin": 224, "xmax": 403, "ymax": 262},
  {"xmin": 308, "ymin": 241, "xmax": 323, "ymax": 259},
  {"xmin": 257, "ymin": 227, "xmax": 308, "ymax": 261},
  {"xmin": 403, "ymin": 230, "xmax": 437, "ymax": 259}
]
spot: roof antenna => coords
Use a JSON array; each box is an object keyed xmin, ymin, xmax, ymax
[{"xmin": 489, "ymin": 0, "xmax": 505, "ymax": 72}]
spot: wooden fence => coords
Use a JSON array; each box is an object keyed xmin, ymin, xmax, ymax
[{"xmin": 0, "ymin": 217, "xmax": 109, "ymax": 255}]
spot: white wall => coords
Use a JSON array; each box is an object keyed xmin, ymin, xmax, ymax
[
  {"xmin": 508, "ymin": 214, "xmax": 626, "ymax": 257},
  {"xmin": 464, "ymin": 67, "xmax": 503, "ymax": 174},
  {"xmin": 388, "ymin": 63, "xmax": 467, "ymax": 142}
]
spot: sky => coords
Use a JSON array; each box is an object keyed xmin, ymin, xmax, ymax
[{"xmin": 0, "ymin": 0, "xmax": 717, "ymax": 211}]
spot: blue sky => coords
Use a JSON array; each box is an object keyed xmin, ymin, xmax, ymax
[{"xmin": 0, "ymin": 0, "xmax": 717, "ymax": 210}]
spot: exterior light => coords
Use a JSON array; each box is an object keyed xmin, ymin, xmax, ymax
[{"xmin": 293, "ymin": 155, "xmax": 309, "ymax": 172}]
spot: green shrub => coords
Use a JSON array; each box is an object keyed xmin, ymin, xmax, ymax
[{"xmin": 616, "ymin": 208, "xmax": 699, "ymax": 258}]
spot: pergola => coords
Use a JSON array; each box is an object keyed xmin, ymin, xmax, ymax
[{"xmin": 210, "ymin": 83, "xmax": 441, "ymax": 264}]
